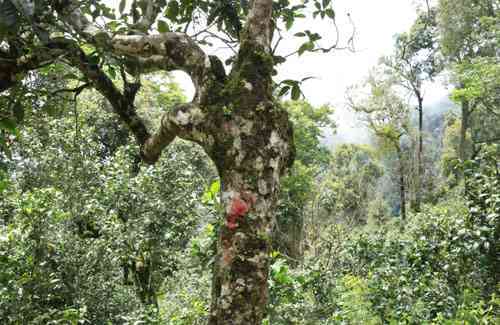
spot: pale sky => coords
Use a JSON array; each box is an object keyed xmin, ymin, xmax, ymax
[{"xmin": 171, "ymin": 0, "xmax": 450, "ymax": 145}]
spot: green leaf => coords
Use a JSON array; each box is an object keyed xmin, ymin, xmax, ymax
[
  {"xmin": 281, "ymin": 79, "xmax": 298, "ymax": 86},
  {"xmin": 62, "ymin": 72, "xmax": 80, "ymax": 80},
  {"xmin": 325, "ymin": 8, "xmax": 335, "ymax": 19},
  {"xmin": 107, "ymin": 20, "xmax": 119, "ymax": 32},
  {"xmin": 309, "ymin": 32, "xmax": 321, "ymax": 42},
  {"xmin": 107, "ymin": 66, "xmax": 116, "ymax": 79},
  {"xmin": 119, "ymin": 0, "xmax": 126, "ymax": 14},
  {"xmin": 202, "ymin": 180, "xmax": 220, "ymax": 204},
  {"xmin": 101, "ymin": 7, "xmax": 115, "ymax": 19},
  {"xmin": 285, "ymin": 15, "xmax": 294, "ymax": 30},
  {"xmin": 291, "ymin": 84, "xmax": 301, "ymax": 100},
  {"xmin": 278, "ymin": 86, "xmax": 290, "ymax": 97},
  {"xmin": 298, "ymin": 42, "xmax": 314, "ymax": 56},
  {"xmin": 166, "ymin": 0, "xmax": 179, "ymax": 20},
  {"xmin": 294, "ymin": 32, "xmax": 306, "ymax": 37},
  {"xmin": 0, "ymin": 179, "xmax": 8, "ymax": 193},
  {"xmin": 157, "ymin": 20, "xmax": 169, "ymax": 33},
  {"xmin": 209, "ymin": 180, "xmax": 220, "ymax": 196},
  {"xmin": 88, "ymin": 53, "xmax": 100, "ymax": 66},
  {"xmin": 0, "ymin": 166, "xmax": 9, "ymax": 193},
  {"xmin": 273, "ymin": 56, "xmax": 286, "ymax": 64}
]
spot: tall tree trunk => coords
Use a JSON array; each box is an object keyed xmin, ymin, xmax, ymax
[
  {"xmin": 205, "ymin": 2, "xmax": 295, "ymax": 318},
  {"xmin": 459, "ymin": 99, "xmax": 471, "ymax": 194},
  {"xmin": 459, "ymin": 99, "xmax": 470, "ymax": 162},
  {"xmin": 415, "ymin": 97, "xmax": 423, "ymax": 212},
  {"xmin": 396, "ymin": 146, "xmax": 407, "ymax": 221}
]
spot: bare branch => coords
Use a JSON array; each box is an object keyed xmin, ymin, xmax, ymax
[
  {"xmin": 194, "ymin": 30, "xmax": 238, "ymax": 54},
  {"xmin": 51, "ymin": 83, "xmax": 91, "ymax": 97}
]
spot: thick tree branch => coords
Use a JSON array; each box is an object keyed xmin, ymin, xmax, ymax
[
  {"xmin": 47, "ymin": 38, "xmax": 212, "ymax": 164},
  {"xmin": 2, "ymin": 3, "xmax": 219, "ymax": 166},
  {"xmin": 49, "ymin": 39, "xmax": 152, "ymax": 146},
  {"xmin": 111, "ymin": 33, "xmax": 209, "ymax": 93},
  {"xmin": 141, "ymin": 113, "xmax": 178, "ymax": 164},
  {"xmin": 142, "ymin": 103, "xmax": 207, "ymax": 163}
]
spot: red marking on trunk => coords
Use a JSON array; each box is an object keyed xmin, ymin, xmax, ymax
[
  {"xmin": 226, "ymin": 214, "xmax": 239, "ymax": 230},
  {"xmin": 230, "ymin": 197, "xmax": 249, "ymax": 217},
  {"xmin": 225, "ymin": 195, "xmax": 253, "ymax": 230},
  {"xmin": 226, "ymin": 221, "xmax": 238, "ymax": 230}
]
